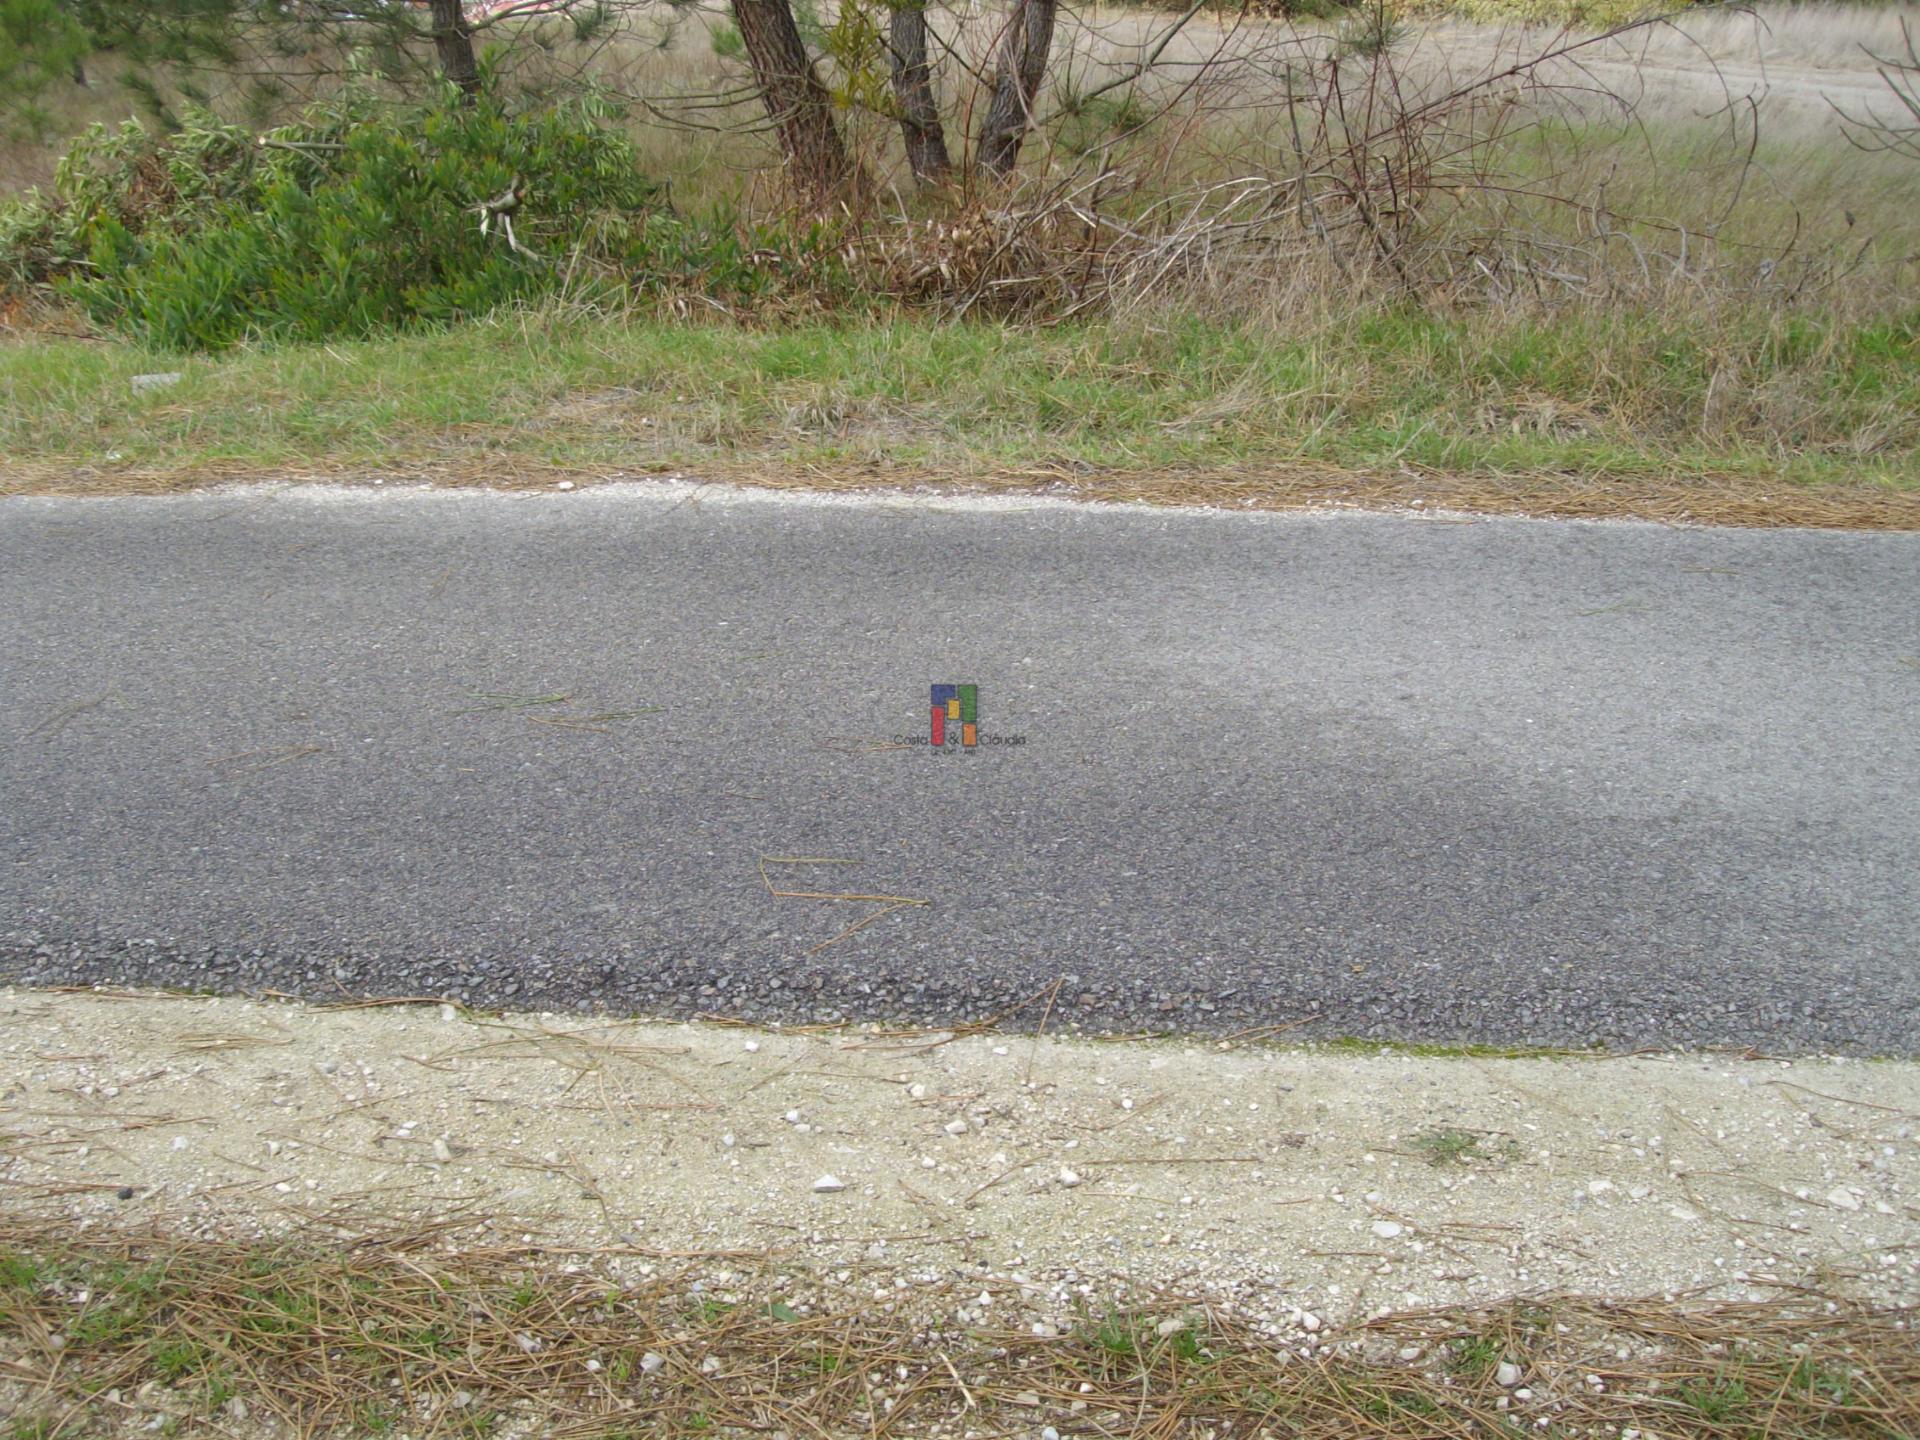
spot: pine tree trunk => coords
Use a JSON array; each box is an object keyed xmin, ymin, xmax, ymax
[
  {"xmin": 732, "ymin": 0, "xmax": 858, "ymax": 200},
  {"xmin": 427, "ymin": 0, "xmax": 482, "ymax": 101},
  {"xmin": 889, "ymin": 3, "xmax": 951, "ymax": 185},
  {"xmin": 975, "ymin": 0, "xmax": 1057, "ymax": 179}
]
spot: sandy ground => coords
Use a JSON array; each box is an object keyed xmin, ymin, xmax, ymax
[
  {"xmin": 1058, "ymin": 2, "xmax": 1919, "ymax": 127},
  {"xmin": 3, "ymin": 987, "xmax": 1916, "ymax": 1330}
]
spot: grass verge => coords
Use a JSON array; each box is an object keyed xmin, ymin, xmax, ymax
[
  {"xmin": 4, "ymin": 304, "xmax": 1918, "ymax": 527},
  {"xmin": 1, "ymin": 1215, "xmax": 1914, "ymax": 1438}
]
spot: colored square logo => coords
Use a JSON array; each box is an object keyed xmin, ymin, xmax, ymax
[{"xmin": 930, "ymin": 684, "xmax": 977, "ymax": 748}]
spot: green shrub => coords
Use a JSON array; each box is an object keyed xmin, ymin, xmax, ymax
[
  {"xmin": 0, "ymin": 95, "xmax": 849, "ymax": 349},
  {"xmin": 5, "ymin": 96, "xmax": 858, "ymax": 349},
  {"xmin": 38, "ymin": 96, "xmax": 672, "ymax": 348},
  {"xmin": 0, "ymin": 108, "xmax": 265, "ymax": 289}
]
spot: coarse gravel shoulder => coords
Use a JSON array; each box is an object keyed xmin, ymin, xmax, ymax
[
  {"xmin": 3, "ymin": 987, "xmax": 1915, "ymax": 1322},
  {"xmin": 4, "ymin": 483, "xmax": 1920, "ymax": 1054}
]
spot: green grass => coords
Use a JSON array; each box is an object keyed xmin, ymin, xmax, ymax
[
  {"xmin": 1451, "ymin": 1334, "xmax": 1505, "ymax": 1375},
  {"xmin": 1675, "ymin": 1372, "xmax": 1752, "ymax": 1423},
  {"xmin": 3, "ymin": 302, "xmax": 1916, "ymax": 500},
  {"xmin": 0, "ymin": 1250, "xmax": 47, "ymax": 1291},
  {"xmin": 67, "ymin": 1262, "xmax": 172, "ymax": 1346},
  {"xmin": 1082, "ymin": 1309, "xmax": 1213, "ymax": 1369},
  {"xmin": 1786, "ymin": 1357, "xmax": 1859, "ymax": 1406},
  {"xmin": 1347, "ymin": 1380, "xmax": 1444, "ymax": 1421},
  {"xmin": 1411, "ymin": 1127, "xmax": 1523, "ymax": 1167},
  {"xmin": 149, "ymin": 1336, "xmax": 212, "ymax": 1382}
]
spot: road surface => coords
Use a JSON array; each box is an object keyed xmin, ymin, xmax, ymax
[{"xmin": 3, "ymin": 485, "xmax": 1916, "ymax": 1052}]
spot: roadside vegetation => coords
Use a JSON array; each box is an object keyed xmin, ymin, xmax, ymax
[
  {"xmin": 7, "ymin": 304, "xmax": 1920, "ymax": 525},
  {"xmin": 2, "ymin": 0, "xmax": 1918, "ymax": 520},
  {"xmin": 2, "ymin": 1214, "xmax": 1914, "ymax": 1439}
]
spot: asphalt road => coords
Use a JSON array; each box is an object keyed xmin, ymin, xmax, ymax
[{"xmin": 3, "ymin": 485, "xmax": 1916, "ymax": 1053}]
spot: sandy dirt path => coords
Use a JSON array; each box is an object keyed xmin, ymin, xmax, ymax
[
  {"xmin": 4, "ymin": 988, "xmax": 1915, "ymax": 1330},
  {"xmin": 1062, "ymin": 2, "xmax": 1916, "ymax": 124}
]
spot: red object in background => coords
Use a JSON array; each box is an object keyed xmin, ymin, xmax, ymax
[{"xmin": 931, "ymin": 705, "xmax": 945, "ymax": 746}]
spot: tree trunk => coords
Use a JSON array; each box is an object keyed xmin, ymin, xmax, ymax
[
  {"xmin": 975, "ymin": 0, "xmax": 1057, "ymax": 179},
  {"xmin": 888, "ymin": 3, "xmax": 950, "ymax": 186},
  {"xmin": 427, "ymin": 0, "xmax": 482, "ymax": 101},
  {"xmin": 731, "ymin": 0, "xmax": 858, "ymax": 200}
]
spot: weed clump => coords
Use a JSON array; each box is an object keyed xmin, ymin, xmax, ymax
[
  {"xmin": 1409, "ymin": 1125, "xmax": 1520, "ymax": 1167},
  {"xmin": 0, "ymin": 96, "xmax": 846, "ymax": 350}
]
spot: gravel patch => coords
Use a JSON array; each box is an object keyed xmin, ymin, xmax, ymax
[{"xmin": 4, "ymin": 986, "xmax": 1915, "ymax": 1326}]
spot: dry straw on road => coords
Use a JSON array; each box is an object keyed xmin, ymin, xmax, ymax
[
  {"xmin": 721, "ymin": 460, "xmax": 1920, "ymax": 531},
  {"xmin": 1, "ymin": 1213, "xmax": 1914, "ymax": 1439},
  {"xmin": 6, "ymin": 457, "xmax": 1919, "ymax": 530}
]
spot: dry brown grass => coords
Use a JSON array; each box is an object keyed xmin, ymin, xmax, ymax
[
  {"xmin": 1, "ymin": 1211, "xmax": 1914, "ymax": 1439},
  {"xmin": 504, "ymin": 0, "xmax": 1920, "ymax": 327},
  {"xmin": 6, "ymin": 452, "xmax": 1917, "ymax": 530}
]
